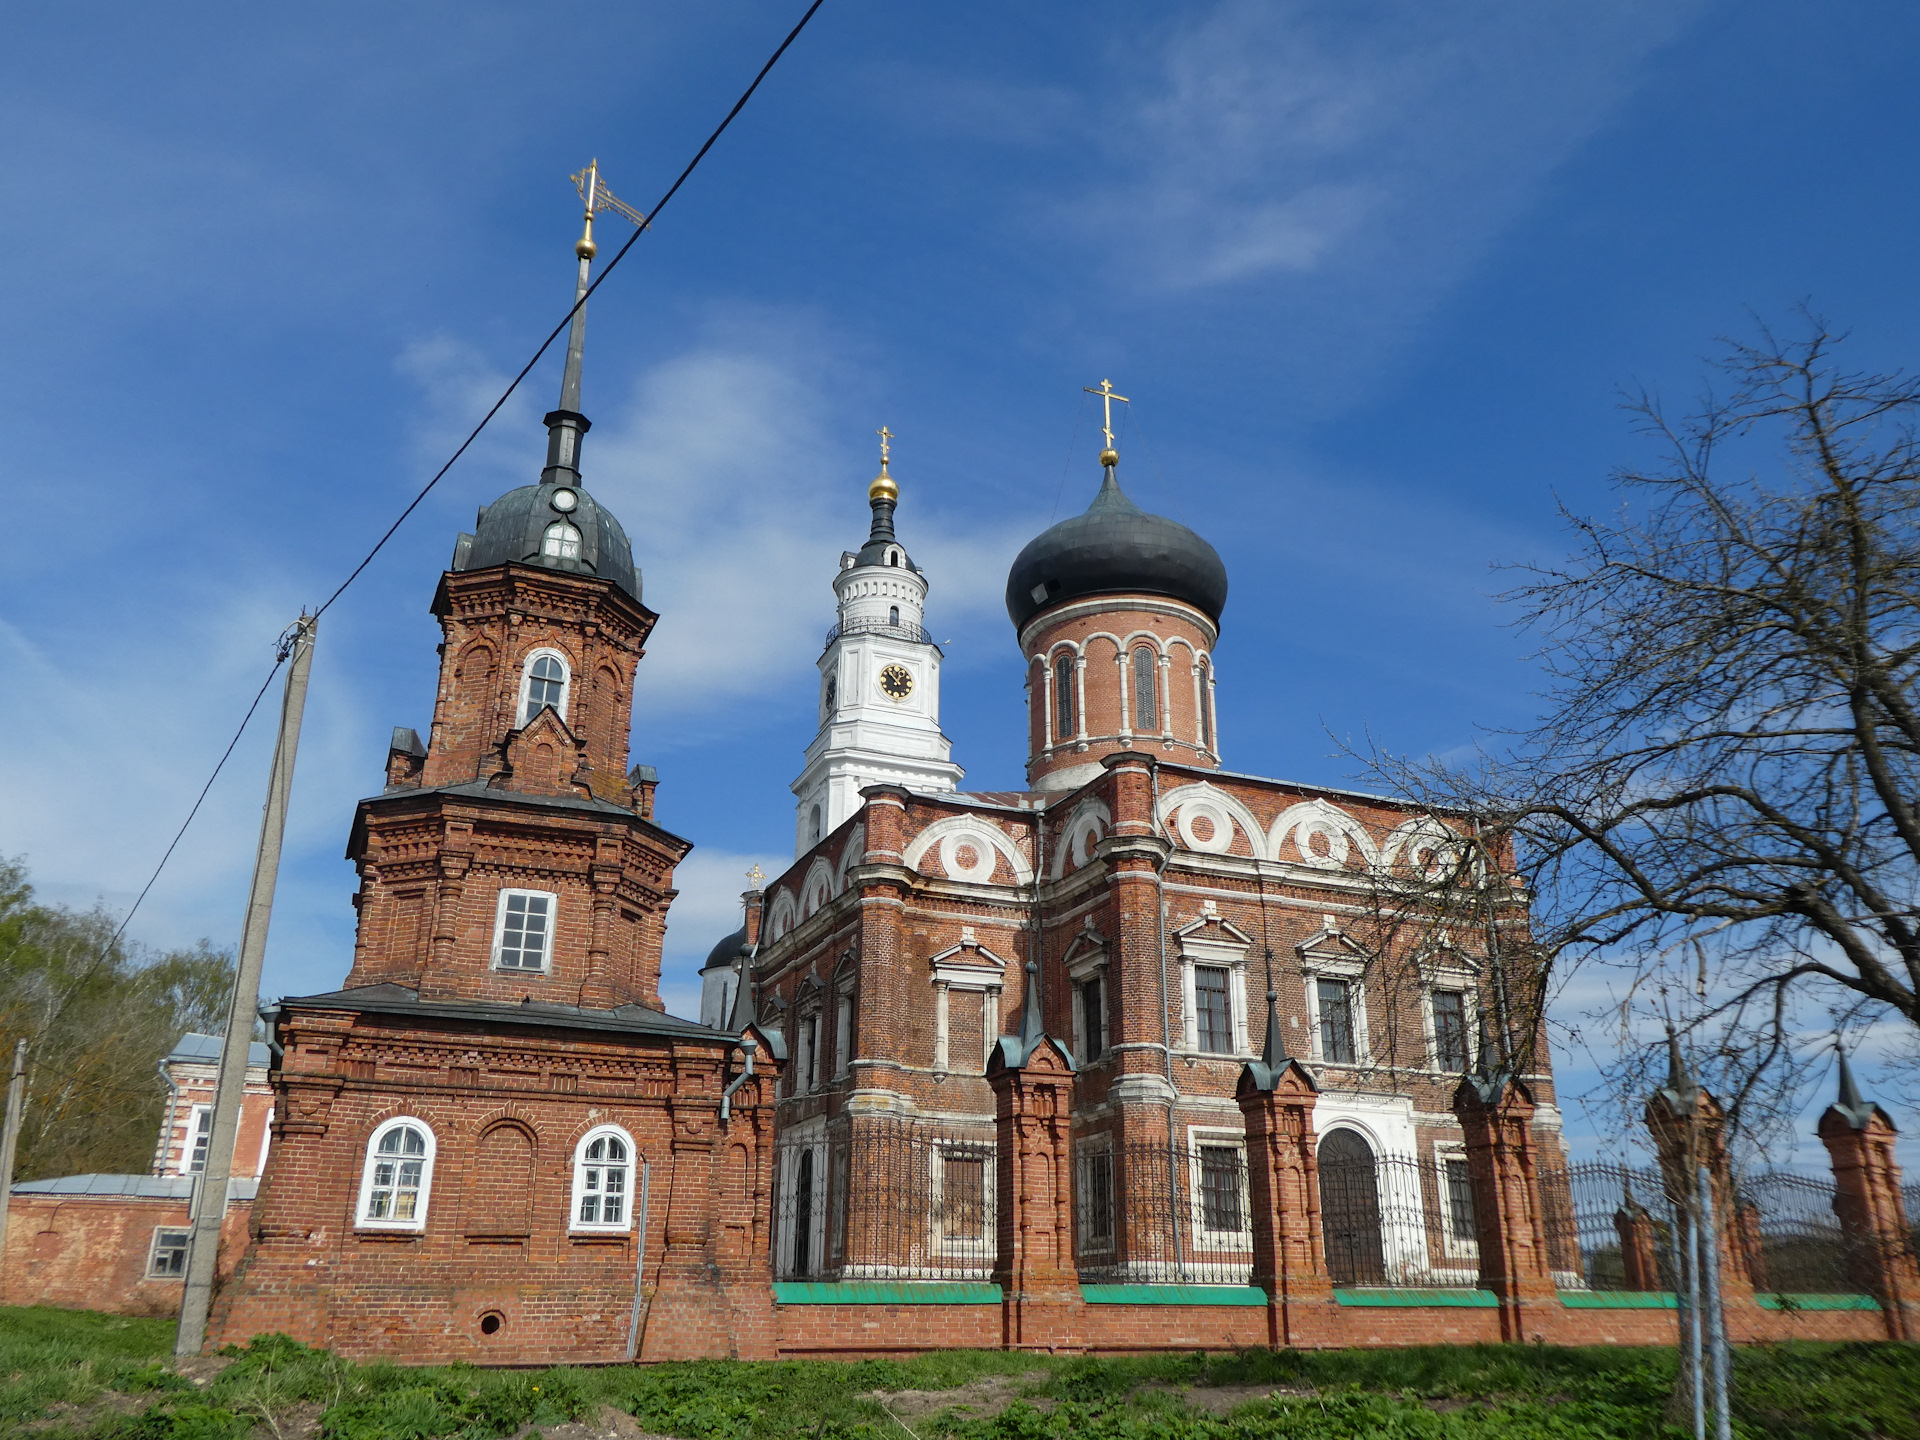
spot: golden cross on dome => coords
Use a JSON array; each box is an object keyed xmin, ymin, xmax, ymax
[
  {"xmin": 745, "ymin": 864, "xmax": 766, "ymax": 890},
  {"xmin": 876, "ymin": 425, "xmax": 893, "ymax": 471},
  {"xmin": 1084, "ymin": 378, "xmax": 1129, "ymax": 453}
]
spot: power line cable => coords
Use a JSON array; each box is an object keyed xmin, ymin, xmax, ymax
[
  {"xmin": 315, "ymin": 0, "xmax": 827, "ymax": 621},
  {"xmin": 93, "ymin": 0, "xmax": 829, "ymax": 954}
]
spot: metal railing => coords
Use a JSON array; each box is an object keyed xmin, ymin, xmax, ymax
[
  {"xmin": 1738, "ymin": 1169, "xmax": 1859, "ymax": 1294},
  {"xmin": 1536, "ymin": 1161, "xmax": 1678, "ymax": 1292},
  {"xmin": 1317, "ymin": 1151, "xmax": 1484, "ymax": 1288},
  {"xmin": 775, "ymin": 1119, "xmax": 994, "ymax": 1282},
  {"xmin": 823, "ymin": 617, "xmax": 936, "ymax": 648},
  {"xmin": 1075, "ymin": 1139, "xmax": 1253, "ymax": 1287}
]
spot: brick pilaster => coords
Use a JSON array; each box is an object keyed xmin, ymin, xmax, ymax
[
  {"xmin": 1613, "ymin": 1189, "xmax": 1661, "ymax": 1292},
  {"xmin": 1454, "ymin": 1074, "xmax": 1559, "ymax": 1341},
  {"xmin": 1816, "ymin": 1051, "xmax": 1920, "ymax": 1340},
  {"xmin": 1236, "ymin": 1009, "xmax": 1334, "ymax": 1347},
  {"xmin": 988, "ymin": 978, "xmax": 1082, "ymax": 1351},
  {"xmin": 1646, "ymin": 1044, "xmax": 1758, "ymax": 1313}
]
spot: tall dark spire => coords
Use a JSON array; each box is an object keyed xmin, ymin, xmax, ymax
[
  {"xmin": 540, "ymin": 162, "xmax": 598, "ymax": 489},
  {"xmin": 1829, "ymin": 1038, "xmax": 1880, "ymax": 1130},
  {"xmin": 1654, "ymin": 1023, "xmax": 1703, "ymax": 1117}
]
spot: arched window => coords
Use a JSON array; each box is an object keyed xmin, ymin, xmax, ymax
[
  {"xmin": 888, "ymin": 605, "xmax": 900, "ymax": 627},
  {"xmin": 1053, "ymin": 653, "xmax": 1075, "ymax": 740},
  {"xmin": 809, "ymin": 805, "xmax": 823, "ymax": 845},
  {"xmin": 1133, "ymin": 646, "xmax": 1158, "ymax": 731},
  {"xmin": 1199, "ymin": 657, "xmax": 1212, "ymax": 750},
  {"xmin": 542, "ymin": 521, "xmax": 582, "ymax": 559},
  {"xmin": 572, "ymin": 1126, "xmax": 635, "ymax": 1229},
  {"xmin": 520, "ymin": 650, "xmax": 569, "ymax": 725},
  {"xmin": 1317, "ymin": 1129, "xmax": 1384, "ymax": 1285},
  {"xmin": 357, "ymin": 1118, "xmax": 435, "ymax": 1229}
]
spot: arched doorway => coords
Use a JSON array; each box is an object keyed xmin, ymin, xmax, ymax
[{"xmin": 1318, "ymin": 1128, "xmax": 1385, "ymax": 1286}]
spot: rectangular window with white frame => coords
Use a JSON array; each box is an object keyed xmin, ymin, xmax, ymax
[
  {"xmin": 1075, "ymin": 1136, "xmax": 1115, "ymax": 1255},
  {"xmin": 1174, "ymin": 916, "xmax": 1252, "ymax": 1056},
  {"xmin": 1435, "ymin": 1145, "xmax": 1480, "ymax": 1263},
  {"xmin": 147, "ymin": 1227, "xmax": 192, "ymax": 1278},
  {"xmin": 834, "ymin": 988, "xmax": 853, "ymax": 1079},
  {"xmin": 491, "ymin": 889, "xmax": 556, "ymax": 972},
  {"xmin": 1077, "ymin": 973, "xmax": 1107, "ymax": 1063},
  {"xmin": 180, "ymin": 1104, "xmax": 212, "ymax": 1175},
  {"xmin": 1186, "ymin": 1129, "xmax": 1252, "ymax": 1249},
  {"xmin": 1194, "ymin": 966, "xmax": 1233, "ymax": 1053},
  {"xmin": 1316, "ymin": 978, "xmax": 1357, "ymax": 1064},
  {"xmin": 1431, "ymin": 989, "xmax": 1471, "ymax": 1073}
]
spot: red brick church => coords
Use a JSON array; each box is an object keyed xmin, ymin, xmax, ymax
[{"xmin": 13, "ymin": 200, "xmax": 1915, "ymax": 1360}]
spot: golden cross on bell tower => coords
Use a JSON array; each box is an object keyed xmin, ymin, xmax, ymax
[
  {"xmin": 745, "ymin": 864, "xmax": 766, "ymax": 891},
  {"xmin": 876, "ymin": 425, "xmax": 893, "ymax": 473},
  {"xmin": 1084, "ymin": 378, "xmax": 1129, "ymax": 465}
]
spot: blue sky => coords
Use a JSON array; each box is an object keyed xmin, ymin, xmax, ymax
[{"xmin": 2, "ymin": 1, "xmax": 1916, "ymax": 1164}]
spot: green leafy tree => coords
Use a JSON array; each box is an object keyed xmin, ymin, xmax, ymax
[{"xmin": 0, "ymin": 857, "xmax": 236, "ymax": 1180}]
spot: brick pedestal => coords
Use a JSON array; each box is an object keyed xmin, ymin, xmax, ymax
[
  {"xmin": 1237, "ymin": 999, "xmax": 1335, "ymax": 1347},
  {"xmin": 987, "ymin": 978, "xmax": 1082, "ymax": 1352},
  {"xmin": 1817, "ymin": 1055, "xmax": 1920, "ymax": 1341},
  {"xmin": 1646, "ymin": 1050, "xmax": 1758, "ymax": 1316},
  {"xmin": 1454, "ymin": 1074, "xmax": 1558, "ymax": 1341}
]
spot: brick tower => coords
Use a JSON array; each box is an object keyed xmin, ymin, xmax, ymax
[
  {"xmin": 1005, "ymin": 382, "xmax": 1227, "ymax": 791},
  {"xmin": 211, "ymin": 174, "xmax": 775, "ymax": 1364}
]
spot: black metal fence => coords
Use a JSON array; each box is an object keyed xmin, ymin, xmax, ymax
[
  {"xmin": 1075, "ymin": 1138, "xmax": 1252, "ymax": 1286},
  {"xmin": 1316, "ymin": 1151, "xmax": 1483, "ymax": 1288},
  {"xmin": 1536, "ymin": 1161, "xmax": 1678, "ymax": 1292},
  {"xmin": 1738, "ymin": 1169, "xmax": 1858, "ymax": 1294},
  {"xmin": 774, "ymin": 1120, "xmax": 995, "ymax": 1282}
]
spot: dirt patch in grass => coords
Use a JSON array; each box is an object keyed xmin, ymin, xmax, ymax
[
  {"xmin": 869, "ymin": 1370, "xmax": 1051, "ymax": 1423},
  {"xmin": 1139, "ymin": 1381, "xmax": 1318, "ymax": 1416}
]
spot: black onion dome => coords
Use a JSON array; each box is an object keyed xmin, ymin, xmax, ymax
[
  {"xmin": 702, "ymin": 926, "xmax": 748, "ymax": 972},
  {"xmin": 1005, "ymin": 470, "xmax": 1227, "ymax": 631},
  {"xmin": 453, "ymin": 482, "xmax": 640, "ymax": 601}
]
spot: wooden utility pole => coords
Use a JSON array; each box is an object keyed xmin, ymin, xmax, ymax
[
  {"xmin": 0, "ymin": 1039, "xmax": 28, "ymax": 1299},
  {"xmin": 175, "ymin": 615, "xmax": 317, "ymax": 1358}
]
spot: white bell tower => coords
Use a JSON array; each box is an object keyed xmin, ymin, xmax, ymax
[{"xmin": 791, "ymin": 430, "xmax": 963, "ymax": 854}]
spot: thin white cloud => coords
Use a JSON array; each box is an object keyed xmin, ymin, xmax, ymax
[{"xmin": 656, "ymin": 846, "xmax": 789, "ymax": 1023}]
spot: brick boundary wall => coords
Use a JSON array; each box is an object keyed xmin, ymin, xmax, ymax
[{"xmin": 1, "ymin": 1195, "xmax": 252, "ymax": 1318}]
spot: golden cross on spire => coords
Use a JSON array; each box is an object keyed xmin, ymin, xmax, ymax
[
  {"xmin": 745, "ymin": 864, "xmax": 766, "ymax": 890},
  {"xmin": 1084, "ymin": 378, "xmax": 1129, "ymax": 458},
  {"xmin": 876, "ymin": 425, "xmax": 893, "ymax": 472}
]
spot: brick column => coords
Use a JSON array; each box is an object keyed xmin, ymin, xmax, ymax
[
  {"xmin": 1237, "ymin": 992, "xmax": 1334, "ymax": 1347},
  {"xmin": 988, "ymin": 963, "xmax": 1082, "ymax": 1351},
  {"xmin": 1816, "ymin": 1049, "xmax": 1920, "ymax": 1341},
  {"xmin": 1454, "ymin": 1072, "xmax": 1559, "ymax": 1341},
  {"xmin": 709, "ymin": 1031, "xmax": 780, "ymax": 1360},
  {"xmin": 1646, "ymin": 1041, "xmax": 1758, "ymax": 1313},
  {"xmin": 1613, "ymin": 1184, "xmax": 1661, "ymax": 1292}
]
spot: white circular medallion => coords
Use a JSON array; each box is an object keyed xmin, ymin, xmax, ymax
[
  {"xmin": 550, "ymin": 488, "xmax": 579, "ymax": 513},
  {"xmin": 940, "ymin": 830, "xmax": 999, "ymax": 884}
]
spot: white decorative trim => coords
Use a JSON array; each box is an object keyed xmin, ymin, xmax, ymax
[
  {"xmin": 1158, "ymin": 781, "xmax": 1263, "ymax": 858},
  {"xmin": 1052, "ymin": 798, "xmax": 1112, "ymax": 878},
  {"xmin": 1174, "ymin": 912, "xmax": 1253, "ymax": 1056},
  {"xmin": 1270, "ymin": 799, "xmax": 1379, "ymax": 871},
  {"xmin": 800, "ymin": 858, "xmax": 837, "ymax": 918},
  {"xmin": 903, "ymin": 814, "xmax": 1034, "ymax": 886}
]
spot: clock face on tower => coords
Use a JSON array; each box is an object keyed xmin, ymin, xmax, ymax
[{"xmin": 878, "ymin": 664, "xmax": 914, "ymax": 701}]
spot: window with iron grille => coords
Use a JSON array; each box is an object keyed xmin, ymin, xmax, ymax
[
  {"xmin": 1195, "ymin": 965, "xmax": 1232, "ymax": 1053},
  {"xmin": 147, "ymin": 1227, "xmax": 191, "ymax": 1278},
  {"xmin": 1199, "ymin": 1145, "xmax": 1243, "ymax": 1233},
  {"xmin": 1317, "ymin": 977, "xmax": 1356, "ymax": 1063},
  {"xmin": 1079, "ymin": 1146, "xmax": 1114, "ymax": 1248},
  {"xmin": 1432, "ymin": 990, "xmax": 1470, "ymax": 1071},
  {"xmin": 940, "ymin": 1154, "xmax": 987, "ymax": 1242},
  {"xmin": 1078, "ymin": 974, "xmax": 1106, "ymax": 1062},
  {"xmin": 1445, "ymin": 1157, "xmax": 1477, "ymax": 1242}
]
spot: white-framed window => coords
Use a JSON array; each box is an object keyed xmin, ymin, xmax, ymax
[
  {"xmin": 796, "ymin": 1010, "xmax": 820, "ymax": 1093},
  {"xmin": 1430, "ymin": 988, "xmax": 1472, "ymax": 1073},
  {"xmin": 1186, "ymin": 1128, "xmax": 1251, "ymax": 1248},
  {"xmin": 1435, "ymin": 1144, "xmax": 1479, "ymax": 1260},
  {"xmin": 1075, "ymin": 1135, "xmax": 1115, "ymax": 1255},
  {"xmin": 355, "ymin": 1118, "xmax": 435, "ymax": 1230},
  {"xmin": 542, "ymin": 521, "xmax": 582, "ymax": 559},
  {"xmin": 1175, "ymin": 915, "xmax": 1251, "ymax": 1056},
  {"xmin": 777, "ymin": 1135, "xmax": 829, "ymax": 1278},
  {"xmin": 1301, "ymin": 941, "xmax": 1370, "ymax": 1068},
  {"xmin": 834, "ymin": 987, "xmax": 854, "ymax": 1079},
  {"xmin": 147, "ymin": 1226, "xmax": 191, "ymax": 1278},
  {"xmin": 491, "ymin": 889, "xmax": 556, "ymax": 972},
  {"xmin": 1053, "ymin": 652, "xmax": 1076, "ymax": 741},
  {"xmin": 571, "ymin": 1125, "xmax": 636, "ymax": 1231},
  {"xmin": 180, "ymin": 1104, "xmax": 212, "ymax": 1175},
  {"xmin": 933, "ymin": 1143, "xmax": 994, "ymax": 1268},
  {"xmin": 518, "ymin": 648, "xmax": 571, "ymax": 726}
]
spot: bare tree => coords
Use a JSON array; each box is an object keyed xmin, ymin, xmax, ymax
[{"xmin": 1362, "ymin": 317, "xmax": 1920, "ymax": 1140}]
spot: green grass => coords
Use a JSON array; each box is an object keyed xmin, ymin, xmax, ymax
[{"xmin": 0, "ymin": 1306, "xmax": 1913, "ymax": 1440}]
